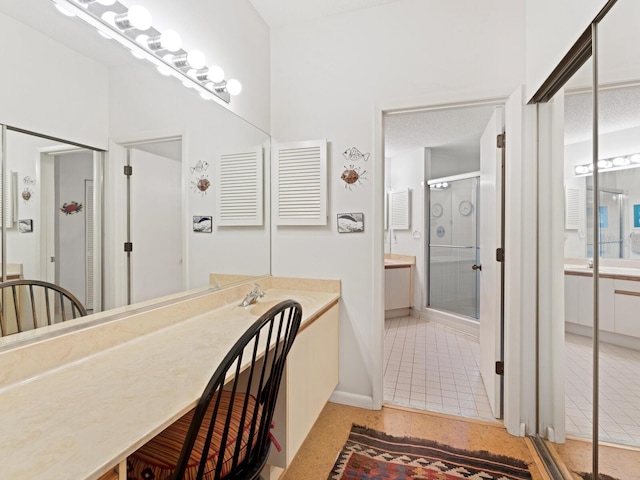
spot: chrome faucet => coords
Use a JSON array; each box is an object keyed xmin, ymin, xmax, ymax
[{"xmin": 240, "ymin": 284, "xmax": 265, "ymax": 307}]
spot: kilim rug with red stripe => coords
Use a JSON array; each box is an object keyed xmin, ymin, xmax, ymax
[{"xmin": 329, "ymin": 424, "xmax": 533, "ymax": 480}]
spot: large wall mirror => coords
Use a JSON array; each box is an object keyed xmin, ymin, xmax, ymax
[
  {"xmin": 535, "ymin": 1, "xmax": 640, "ymax": 478},
  {"xmin": 0, "ymin": 0, "xmax": 270, "ymax": 341}
]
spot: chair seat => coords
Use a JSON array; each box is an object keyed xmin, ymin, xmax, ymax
[{"xmin": 128, "ymin": 391, "xmax": 261, "ymax": 480}]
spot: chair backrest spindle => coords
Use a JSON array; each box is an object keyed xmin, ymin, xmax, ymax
[{"xmin": 0, "ymin": 280, "xmax": 87, "ymax": 337}]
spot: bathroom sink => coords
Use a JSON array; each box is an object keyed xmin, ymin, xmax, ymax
[
  {"xmin": 247, "ymin": 295, "xmax": 315, "ymax": 316},
  {"xmin": 248, "ymin": 299, "xmax": 283, "ymax": 316}
]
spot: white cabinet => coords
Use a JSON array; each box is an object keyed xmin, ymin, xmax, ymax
[
  {"xmin": 614, "ymin": 280, "xmax": 640, "ymax": 337},
  {"xmin": 385, "ymin": 266, "xmax": 412, "ymax": 310},
  {"xmin": 564, "ymin": 274, "xmax": 615, "ymax": 332},
  {"xmin": 269, "ymin": 303, "xmax": 339, "ymax": 475}
]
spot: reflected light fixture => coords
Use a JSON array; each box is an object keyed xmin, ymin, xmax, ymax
[
  {"xmin": 574, "ymin": 152, "xmax": 640, "ymax": 176},
  {"xmin": 429, "ymin": 182, "xmax": 449, "ymax": 190},
  {"xmin": 51, "ymin": 0, "xmax": 242, "ymax": 104}
]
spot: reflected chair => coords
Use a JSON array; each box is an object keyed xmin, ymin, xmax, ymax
[
  {"xmin": 127, "ymin": 299, "xmax": 303, "ymax": 480},
  {"xmin": 0, "ymin": 279, "xmax": 88, "ymax": 337}
]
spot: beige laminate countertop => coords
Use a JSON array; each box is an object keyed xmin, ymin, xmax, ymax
[
  {"xmin": 384, "ymin": 254, "xmax": 415, "ymax": 268},
  {"xmin": 565, "ymin": 264, "xmax": 640, "ymax": 280},
  {"xmin": 0, "ymin": 276, "xmax": 340, "ymax": 480}
]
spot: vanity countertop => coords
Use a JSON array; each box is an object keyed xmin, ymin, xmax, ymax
[
  {"xmin": 0, "ymin": 276, "xmax": 340, "ymax": 480},
  {"xmin": 564, "ymin": 264, "xmax": 640, "ymax": 279},
  {"xmin": 384, "ymin": 254, "xmax": 416, "ymax": 268}
]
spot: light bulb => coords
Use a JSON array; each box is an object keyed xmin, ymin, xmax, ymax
[
  {"xmin": 597, "ymin": 159, "xmax": 612, "ymax": 169},
  {"xmin": 575, "ymin": 165, "xmax": 590, "ymax": 175},
  {"xmin": 159, "ymin": 30, "xmax": 182, "ymax": 52},
  {"xmin": 442, "ymin": 182, "xmax": 449, "ymax": 188},
  {"xmin": 226, "ymin": 78, "xmax": 242, "ymax": 95},
  {"xmin": 157, "ymin": 65, "xmax": 172, "ymax": 76},
  {"xmin": 187, "ymin": 50, "xmax": 206, "ymax": 69},
  {"xmin": 111, "ymin": 5, "xmax": 152, "ymax": 31},
  {"xmin": 612, "ymin": 156, "xmax": 629, "ymax": 166},
  {"xmin": 55, "ymin": 4, "xmax": 75, "ymax": 16},
  {"xmin": 127, "ymin": 5, "xmax": 152, "ymax": 30},
  {"xmin": 130, "ymin": 48, "xmax": 145, "ymax": 59},
  {"xmin": 145, "ymin": 30, "xmax": 182, "ymax": 52},
  {"xmin": 207, "ymin": 65, "xmax": 224, "ymax": 83},
  {"xmin": 631, "ymin": 154, "xmax": 640, "ymax": 164}
]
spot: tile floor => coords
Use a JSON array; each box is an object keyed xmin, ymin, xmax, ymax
[
  {"xmin": 565, "ymin": 332, "xmax": 640, "ymax": 446},
  {"xmin": 384, "ymin": 315, "xmax": 495, "ymax": 421}
]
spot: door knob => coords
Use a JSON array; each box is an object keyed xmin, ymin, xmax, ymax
[{"xmin": 472, "ymin": 264, "xmax": 482, "ymax": 271}]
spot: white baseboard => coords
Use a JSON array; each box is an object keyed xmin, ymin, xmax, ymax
[
  {"xmin": 384, "ymin": 307, "xmax": 411, "ymax": 319},
  {"xmin": 329, "ymin": 390, "xmax": 376, "ymax": 410},
  {"xmin": 565, "ymin": 322, "xmax": 640, "ymax": 351},
  {"xmin": 418, "ymin": 308, "xmax": 479, "ymax": 338}
]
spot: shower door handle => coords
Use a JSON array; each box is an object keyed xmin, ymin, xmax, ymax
[{"xmin": 472, "ymin": 264, "xmax": 482, "ymax": 271}]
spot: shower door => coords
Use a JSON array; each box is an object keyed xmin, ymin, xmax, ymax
[{"xmin": 428, "ymin": 175, "xmax": 480, "ymax": 319}]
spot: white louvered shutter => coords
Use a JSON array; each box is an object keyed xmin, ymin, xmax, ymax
[
  {"xmin": 215, "ymin": 147, "xmax": 264, "ymax": 226},
  {"xmin": 274, "ymin": 139, "xmax": 327, "ymax": 226},
  {"xmin": 564, "ymin": 186, "xmax": 580, "ymax": 230},
  {"xmin": 390, "ymin": 188, "xmax": 410, "ymax": 230}
]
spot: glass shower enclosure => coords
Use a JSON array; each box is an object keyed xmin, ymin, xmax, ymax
[{"xmin": 427, "ymin": 174, "xmax": 480, "ymax": 319}]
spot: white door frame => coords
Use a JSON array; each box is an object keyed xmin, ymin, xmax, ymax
[{"xmin": 373, "ymin": 88, "xmax": 533, "ymax": 436}]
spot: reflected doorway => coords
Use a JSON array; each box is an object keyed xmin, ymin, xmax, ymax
[{"xmin": 124, "ymin": 137, "xmax": 183, "ymax": 305}]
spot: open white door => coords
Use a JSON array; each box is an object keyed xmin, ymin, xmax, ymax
[
  {"xmin": 130, "ymin": 146, "xmax": 183, "ymax": 304},
  {"xmin": 479, "ymin": 106, "xmax": 504, "ymax": 419}
]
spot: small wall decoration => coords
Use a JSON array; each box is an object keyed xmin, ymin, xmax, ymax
[
  {"xmin": 191, "ymin": 175, "xmax": 211, "ymax": 195},
  {"xmin": 23, "ymin": 176, "xmax": 36, "ymax": 186},
  {"xmin": 190, "ymin": 160, "xmax": 211, "ymax": 196},
  {"xmin": 342, "ymin": 147, "xmax": 370, "ymax": 162},
  {"xmin": 340, "ymin": 164, "xmax": 367, "ymax": 190},
  {"xmin": 193, "ymin": 215, "xmax": 212, "ymax": 233},
  {"xmin": 190, "ymin": 160, "xmax": 209, "ymax": 174},
  {"xmin": 337, "ymin": 213, "xmax": 364, "ymax": 233},
  {"xmin": 22, "ymin": 188, "xmax": 33, "ymax": 202},
  {"xmin": 60, "ymin": 201, "xmax": 83, "ymax": 215},
  {"xmin": 19, "ymin": 219, "xmax": 33, "ymax": 233}
]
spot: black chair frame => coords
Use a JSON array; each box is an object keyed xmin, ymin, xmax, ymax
[
  {"xmin": 0, "ymin": 279, "xmax": 87, "ymax": 337},
  {"xmin": 173, "ymin": 299, "xmax": 302, "ymax": 480}
]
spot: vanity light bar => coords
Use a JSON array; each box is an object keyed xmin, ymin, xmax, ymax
[
  {"xmin": 429, "ymin": 182, "xmax": 450, "ymax": 189},
  {"xmin": 574, "ymin": 153, "xmax": 640, "ymax": 176},
  {"xmin": 51, "ymin": 0, "xmax": 242, "ymax": 104}
]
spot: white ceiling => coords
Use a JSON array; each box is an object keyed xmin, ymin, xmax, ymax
[{"xmin": 248, "ymin": 0, "xmax": 404, "ymax": 28}]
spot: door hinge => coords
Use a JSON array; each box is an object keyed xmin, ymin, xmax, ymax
[
  {"xmin": 124, "ymin": 242, "xmax": 133, "ymax": 252},
  {"xmin": 495, "ymin": 361, "xmax": 504, "ymax": 375},
  {"xmin": 497, "ymin": 132, "xmax": 506, "ymax": 149},
  {"xmin": 124, "ymin": 165, "xmax": 133, "ymax": 176},
  {"xmin": 496, "ymin": 248, "xmax": 505, "ymax": 262}
]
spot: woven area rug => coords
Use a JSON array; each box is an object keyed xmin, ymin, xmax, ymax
[{"xmin": 328, "ymin": 424, "xmax": 533, "ymax": 480}]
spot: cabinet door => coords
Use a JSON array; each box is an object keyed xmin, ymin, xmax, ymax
[
  {"xmin": 614, "ymin": 279, "xmax": 640, "ymax": 337},
  {"xmin": 385, "ymin": 267, "xmax": 411, "ymax": 310},
  {"xmin": 564, "ymin": 275, "xmax": 580, "ymax": 324},
  {"xmin": 574, "ymin": 275, "xmax": 615, "ymax": 331}
]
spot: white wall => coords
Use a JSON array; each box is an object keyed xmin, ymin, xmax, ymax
[
  {"xmin": 0, "ymin": 11, "xmax": 108, "ymax": 148},
  {"xmin": 525, "ymin": 0, "xmax": 606, "ymax": 100},
  {"xmin": 270, "ymin": 0, "xmax": 526, "ymax": 406},
  {"xmin": 431, "ymin": 153, "xmax": 479, "ymax": 180}
]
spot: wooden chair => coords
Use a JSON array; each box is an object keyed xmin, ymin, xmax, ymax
[
  {"xmin": 0, "ymin": 279, "xmax": 88, "ymax": 337},
  {"xmin": 127, "ymin": 299, "xmax": 303, "ymax": 480}
]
